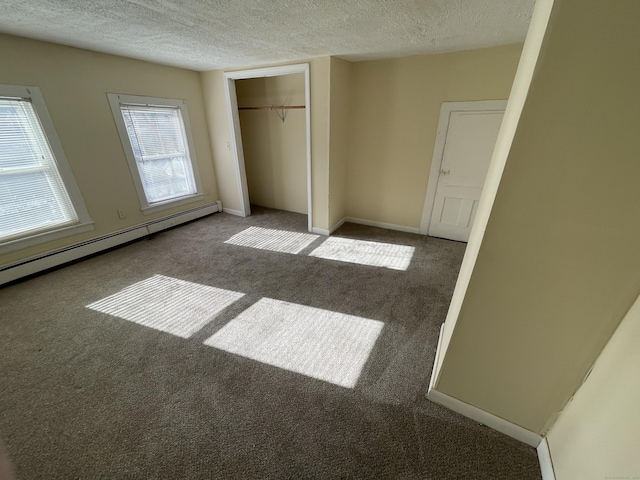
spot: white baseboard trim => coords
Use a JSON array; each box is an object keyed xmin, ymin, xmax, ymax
[
  {"xmin": 1, "ymin": 202, "xmax": 221, "ymax": 286},
  {"xmin": 427, "ymin": 321, "xmax": 542, "ymax": 448},
  {"xmin": 426, "ymin": 387, "xmax": 542, "ymax": 447},
  {"xmin": 329, "ymin": 217, "xmax": 346, "ymax": 235},
  {"xmin": 222, "ymin": 207, "xmax": 244, "ymax": 217},
  {"xmin": 537, "ymin": 438, "xmax": 556, "ymax": 480},
  {"xmin": 311, "ymin": 227, "xmax": 330, "ymax": 236},
  {"xmin": 312, "ymin": 217, "xmax": 347, "ymax": 236},
  {"xmin": 344, "ymin": 217, "xmax": 420, "ymax": 235}
]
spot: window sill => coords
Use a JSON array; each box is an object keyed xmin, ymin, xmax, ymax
[
  {"xmin": 0, "ymin": 221, "xmax": 95, "ymax": 256},
  {"xmin": 141, "ymin": 193, "xmax": 205, "ymax": 215}
]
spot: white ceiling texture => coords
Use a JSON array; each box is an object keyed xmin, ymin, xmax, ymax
[{"xmin": 0, "ymin": 0, "xmax": 536, "ymax": 71}]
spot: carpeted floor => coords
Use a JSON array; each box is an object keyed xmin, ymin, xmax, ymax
[{"xmin": 0, "ymin": 206, "xmax": 542, "ymax": 479}]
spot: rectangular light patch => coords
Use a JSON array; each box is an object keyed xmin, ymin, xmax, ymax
[
  {"xmin": 87, "ymin": 275, "xmax": 244, "ymax": 338},
  {"xmin": 204, "ymin": 298, "xmax": 384, "ymax": 388},
  {"xmin": 224, "ymin": 226, "xmax": 319, "ymax": 254},
  {"xmin": 309, "ymin": 237, "xmax": 415, "ymax": 270}
]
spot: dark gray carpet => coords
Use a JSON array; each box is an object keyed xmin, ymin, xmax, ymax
[{"xmin": 0, "ymin": 206, "xmax": 542, "ymax": 479}]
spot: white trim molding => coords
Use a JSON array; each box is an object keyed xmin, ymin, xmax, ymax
[
  {"xmin": 537, "ymin": 438, "xmax": 556, "ymax": 480},
  {"xmin": 222, "ymin": 207, "xmax": 244, "ymax": 217},
  {"xmin": 223, "ymin": 64, "xmax": 313, "ymax": 232},
  {"xmin": 329, "ymin": 217, "xmax": 346, "ymax": 235},
  {"xmin": 311, "ymin": 227, "xmax": 330, "ymax": 236},
  {"xmin": 419, "ymin": 100, "xmax": 508, "ymax": 236},
  {"xmin": 106, "ymin": 93, "xmax": 204, "ymax": 215},
  {"xmin": 0, "ymin": 84, "xmax": 95, "ymax": 254},
  {"xmin": 427, "ymin": 323, "xmax": 542, "ymax": 447},
  {"xmin": 426, "ymin": 387, "xmax": 542, "ymax": 447},
  {"xmin": 344, "ymin": 217, "xmax": 420, "ymax": 235}
]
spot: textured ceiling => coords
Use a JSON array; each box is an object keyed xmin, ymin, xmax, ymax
[{"xmin": 0, "ymin": 0, "xmax": 535, "ymax": 71}]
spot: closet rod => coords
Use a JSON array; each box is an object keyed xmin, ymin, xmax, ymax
[{"xmin": 238, "ymin": 105, "xmax": 305, "ymax": 110}]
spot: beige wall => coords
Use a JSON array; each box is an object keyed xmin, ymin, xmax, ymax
[
  {"xmin": 547, "ymin": 294, "xmax": 640, "ymax": 479},
  {"xmin": 0, "ymin": 33, "xmax": 218, "ymax": 266},
  {"xmin": 345, "ymin": 44, "xmax": 522, "ymax": 229},
  {"xmin": 200, "ymin": 57, "xmax": 332, "ymax": 230},
  {"xmin": 432, "ymin": 0, "xmax": 553, "ymax": 389},
  {"xmin": 236, "ymin": 74, "xmax": 307, "ymax": 214},
  {"xmin": 328, "ymin": 58, "xmax": 352, "ymax": 229},
  {"xmin": 435, "ymin": 0, "xmax": 640, "ymax": 433},
  {"xmin": 198, "ymin": 70, "xmax": 240, "ymax": 212}
]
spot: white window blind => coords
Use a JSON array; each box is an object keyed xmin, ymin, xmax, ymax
[
  {"xmin": 0, "ymin": 97, "xmax": 79, "ymax": 242},
  {"xmin": 120, "ymin": 104, "xmax": 197, "ymax": 204}
]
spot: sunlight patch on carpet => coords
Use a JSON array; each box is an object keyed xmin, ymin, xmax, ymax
[
  {"xmin": 224, "ymin": 226, "xmax": 319, "ymax": 254},
  {"xmin": 86, "ymin": 275, "xmax": 244, "ymax": 338},
  {"xmin": 204, "ymin": 298, "xmax": 383, "ymax": 388},
  {"xmin": 308, "ymin": 237, "xmax": 415, "ymax": 270}
]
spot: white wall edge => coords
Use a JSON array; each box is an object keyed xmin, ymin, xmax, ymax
[
  {"xmin": 428, "ymin": 323, "xmax": 446, "ymax": 393},
  {"xmin": 426, "ymin": 387, "xmax": 542, "ymax": 447},
  {"xmin": 223, "ymin": 76, "xmax": 250, "ymax": 218},
  {"xmin": 222, "ymin": 207, "xmax": 244, "ymax": 217},
  {"xmin": 344, "ymin": 217, "xmax": 420, "ymax": 234},
  {"xmin": 329, "ymin": 217, "xmax": 346, "ymax": 235},
  {"xmin": 224, "ymin": 63, "xmax": 313, "ymax": 231},
  {"xmin": 537, "ymin": 438, "xmax": 556, "ymax": 480},
  {"xmin": 1, "ymin": 202, "xmax": 221, "ymax": 286}
]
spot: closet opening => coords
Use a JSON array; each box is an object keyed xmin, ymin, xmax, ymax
[{"xmin": 223, "ymin": 64, "xmax": 312, "ymax": 232}]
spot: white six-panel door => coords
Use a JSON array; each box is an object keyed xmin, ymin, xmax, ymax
[{"xmin": 421, "ymin": 102, "xmax": 506, "ymax": 242}]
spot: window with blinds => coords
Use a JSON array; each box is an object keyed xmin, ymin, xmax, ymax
[
  {"xmin": 108, "ymin": 94, "xmax": 202, "ymax": 214},
  {"xmin": 0, "ymin": 96, "xmax": 79, "ymax": 242},
  {"xmin": 120, "ymin": 104, "xmax": 197, "ymax": 204}
]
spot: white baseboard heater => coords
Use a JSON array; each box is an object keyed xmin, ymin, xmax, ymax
[{"xmin": 0, "ymin": 201, "xmax": 223, "ymax": 287}]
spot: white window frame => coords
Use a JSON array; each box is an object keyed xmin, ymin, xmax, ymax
[
  {"xmin": 107, "ymin": 93, "xmax": 204, "ymax": 215},
  {"xmin": 0, "ymin": 84, "xmax": 93, "ymax": 255}
]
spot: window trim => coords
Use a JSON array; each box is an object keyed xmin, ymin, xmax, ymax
[
  {"xmin": 0, "ymin": 84, "xmax": 94, "ymax": 255},
  {"xmin": 107, "ymin": 93, "xmax": 204, "ymax": 215}
]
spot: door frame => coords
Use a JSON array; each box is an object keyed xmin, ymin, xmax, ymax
[
  {"xmin": 223, "ymin": 64, "xmax": 312, "ymax": 232},
  {"xmin": 419, "ymin": 100, "xmax": 508, "ymax": 235}
]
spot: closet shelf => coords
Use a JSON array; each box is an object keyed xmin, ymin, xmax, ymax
[
  {"xmin": 238, "ymin": 105, "xmax": 305, "ymax": 110},
  {"xmin": 238, "ymin": 104, "xmax": 305, "ymax": 122}
]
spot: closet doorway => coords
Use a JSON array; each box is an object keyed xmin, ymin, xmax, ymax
[{"xmin": 224, "ymin": 64, "xmax": 312, "ymax": 231}]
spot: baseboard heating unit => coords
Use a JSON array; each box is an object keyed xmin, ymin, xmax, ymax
[{"xmin": 0, "ymin": 201, "xmax": 223, "ymax": 287}]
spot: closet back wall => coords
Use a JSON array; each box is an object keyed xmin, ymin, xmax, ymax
[{"xmin": 236, "ymin": 74, "xmax": 307, "ymax": 214}]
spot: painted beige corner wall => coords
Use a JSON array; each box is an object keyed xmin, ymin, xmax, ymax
[
  {"xmin": 433, "ymin": 0, "xmax": 554, "ymax": 394},
  {"xmin": 547, "ymin": 294, "xmax": 640, "ymax": 479},
  {"xmin": 0, "ymin": 33, "xmax": 218, "ymax": 266},
  {"xmin": 328, "ymin": 57, "xmax": 352, "ymax": 229},
  {"xmin": 435, "ymin": 0, "xmax": 640, "ymax": 433},
  {"xmin": 198, "ymin": 70, "xmax": 240, "ymax": 213},
  {"xmin": 345, "ymin": 44, "xmax": 522, "ymax": 229},
  {"xmin": 200, "ymin": 57, "xmax": 331, "ymax": 230},
  {"xmin": 235, "ymin": 74, "xmax": 307, "ymax": 214}
]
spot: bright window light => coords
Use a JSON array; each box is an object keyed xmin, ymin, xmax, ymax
[
  {"xmin": 224, "ymin": 226, "xmax": 319, "ymax": 254},
  {"xmin": 204, "ymin": 298, "xmax": 384, "ymax": 388},
  {"xmin": 86, "ymin": 275, "xmax": 244, "ymax": 338},
  {"xmin": 309, "ymin": 237, "xmax": 415, "ymax": 270},
  {"xmin": 0, "ymin": 84, "xmax": 93, "ymax": 253},
  {"xmin": 107, "ymin": 93, "xmax": 203, "ymax": 215}
]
